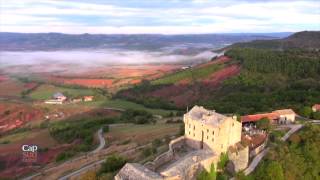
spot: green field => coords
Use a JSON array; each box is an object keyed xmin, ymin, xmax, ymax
[
  {"xmin": 152, "ymin": 63, "xmax": 223, "ymax": 85},
  {"xmin": 29, "ymin": 84, "xmax": 175, "ymax": 116},
  {"xmin": 107, "ymin": 122, "xmax": 181, "ymax": 145},
  {"xmin": 85, "ymin": 98, "xmax": 176, "ymax": 116},
  {"xmin": 29, "ymin": 84, "xmax": 95, "ymax": 100}
]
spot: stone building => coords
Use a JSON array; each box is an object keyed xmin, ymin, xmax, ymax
[
  {"xmin": 184, "ymin": 106, "xmax": 242, "ymax": 154},
  {"xmin": 241, "ymin": 109, "xmax": 296, "ymax": 124},
  {"xmin": 115, "ymin": 106, "xmax": 246, "ymax": 180}
]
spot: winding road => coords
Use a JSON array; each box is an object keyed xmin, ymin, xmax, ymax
[
  {"xmin": 22, "ymin": 127, "xmax": 106, "ymax": 180},
  {"xmin": 243, "ymin": 119, "xmax": 319, "ymax": 176}
]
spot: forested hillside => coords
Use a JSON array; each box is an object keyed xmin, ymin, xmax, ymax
[
  {"xmin": 228, "ymin": 31, "xmax": 320, "ymax": 50},
  {"xmin": 251, "ymin": 124, "xmax": 320, "ymax": 180},
  {"xmin": 116, "ymin": 31, "xmax": 320, "ymax": 115},
  {"xmin": 201, "ymin": 48, "xmax": 320, "ymax": 114}
]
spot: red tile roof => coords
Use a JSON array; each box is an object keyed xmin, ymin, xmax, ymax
[
  {"xmin": 241, "ymin": 113, "xmax": 278, "ymax": 123},
  {"xmin": 312, "ymin": 104, "xmax": 320, "ymax": 111}
]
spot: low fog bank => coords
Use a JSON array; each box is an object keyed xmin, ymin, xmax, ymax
[{"xmin": 0, "ymin": 49, "xmax": 218, "ymax": 68}]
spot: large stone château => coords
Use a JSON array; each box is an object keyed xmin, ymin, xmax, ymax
[
  {"xmin": 184, "ymin": 106, "xmax": 242, "ymax": 154},
  {"xmin": 115, "ymin": 106, "xmax": 247, "ymax": 180}
]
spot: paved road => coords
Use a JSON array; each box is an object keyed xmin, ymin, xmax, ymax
[
  {"xmin": 244, "ymin": 147, "xmax": 269, "ymax": 175},
  {"xmin": 22, "ymin": 127, "xmax": 106, "ymax": 180},
  {"xmin": 280, "ymin": 124, "xmax": 303, "ymax": 141},
  {"xmin": 91, "ymin": 128, "xmax": 105, "ymax": 154},
  {"xmin": 58, "ymin": 159, "xmax": 105, "ymax": 180},
  {"xmin": 243, "ymin": 123, "xmax": 303, "ymax": 176},
  {"xmin": 58, "ymin": 142, "xmax": 150, "ymax": 180}
]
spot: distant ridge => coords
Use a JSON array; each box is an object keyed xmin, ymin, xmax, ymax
[
  {"xmin": 0, "ymin": 32, "xmax": 291, "ymax": 51},
  {"xmin": 225, "ymin": 31, "xmax": 320, "ymax": 50}
]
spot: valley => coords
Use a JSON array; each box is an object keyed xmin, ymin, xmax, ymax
[{"xmin": 0, "ymin": 31, "xmax": 319, "ymax": 180}]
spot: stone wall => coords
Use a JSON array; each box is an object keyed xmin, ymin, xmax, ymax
[
  {"xmin": 249, "ymin": 137, "xmax": 268, "ymax": 158},
  {"xmin": 228, "ymin": 145, "xmax": 249, "ymax": 173},
  {"xmin": 145, "ymin": 136, "xmax": 185, "ymax": 171}
]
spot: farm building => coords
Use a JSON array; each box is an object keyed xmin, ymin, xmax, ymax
[
  {"xmin": 44, "ymin": 99, "xmax": 64, "ymax": 105},
  {"xmin": 53, "ymin": 92, "xmax": 67, "ymax": 101},
  {"xmin": 312, "ymin": 104, "xmax": 320, "ymax": 112},
  {"xmin": 83, "ymin": 95, "xmax": 94, "ymax": 102},
  {"xmin": 44, "ymin": 92, "xmax": 67, "ymax": 104},
  {"xmin": 241, "ymin": 109, "xmax": 296, "ymax": 124}
]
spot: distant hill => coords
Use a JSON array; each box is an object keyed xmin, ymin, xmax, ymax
[
  {"xmin": 226, "ymin": 31, "xmax": 320, "ymax": 50},
  {"xmin": 0, "ymin": 32, "xmax": 291, "ymax": 51}
]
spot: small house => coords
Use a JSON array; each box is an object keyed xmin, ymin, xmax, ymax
[
  {"xmin": 53, "ymin": 92, "xmax": 67, "ymax": 101},
  {"xmin": 272, "ymin": 109, "xmax": 296, "ymax": 124},
  {"xmin": 83, "ymin": 96, "xmax": 94, "ymax": 102},
  {"xmin": 312, "ymin": 104, "xmax": 320, "ymax": 112}
]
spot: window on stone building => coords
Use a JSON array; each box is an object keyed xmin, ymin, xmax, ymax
[
  {"xmin": 221, "ymin": 144, "xmax": 223, "ymax": 149},
  {"xmin": 193, "ymin": 125, "xmax": 195, "ymax": 130},
  {"xmin": 232, "ymin": 122, "xmax": 234, "ymax": 126},
  {"xmin": 212, "ymin": 138, "xmax": 214, "ymax": 142},
  {"xmin": 212, "ymin": 131, "xmax": 214, "ymax": 135},
  {"xmin": 207, "ymin": 136, "xmax": 208, "ymax": 139},
  {"xmin": 189, "ymin": 131, "xmax": 190, "ymax": 135},
  {"xmin": 207, "ymin": 129, "xmax": 209, "ymax": 133},
  {"xmin": 193, "ymin": 133, "xmax": 195, "ymax": 137},
  {"xmin": 189, "ymin": 124, "xmax": 191, "ymax": 128}
]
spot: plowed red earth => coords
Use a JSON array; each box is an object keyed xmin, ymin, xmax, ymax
[
  {"xmin": 0, "ymin": 145, "xmax": 70, "ymax": 178},
  {"xmin": 202, "ymin": 64, "xmax": 241, "ymax": 86},
  {"xmin": 146, "ymin": 64, "xmax": 240, "ymax": 107},
  {"xmin": 0, "ymin": 75, "xmax": 8, "ymax": 82},
  {"xmin": 55, "ymin": 78, "xmax": 113, "ymax": 88},
  {"xmin": 0, "ymin": 104, "xmax": 43, "ymax": 133},
  {"xmin": 197, "ymin": 56, "xmax": 231, "ymax": 68},
  {"xmin": 46, "ymin": 65, "xmax": 181, "ymax": 89}
]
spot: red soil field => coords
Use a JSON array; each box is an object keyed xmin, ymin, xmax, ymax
[
  {"xmin": 0, "ymin": 145, "xmax": 71, "ymax": 178},
  {"xmin": 0, "ymin": 75, "xmax": 8, "ymax": 82},
  {"xmin": 202, "ymin": 64, "xmax": 241, "ymax": 86},
  {"xmin": 197, "ymin": 56, "xmax": 231, "ymax": 68},
  {"xmin": 0, "ymin": 103, "xmax": 43, "ymax": 133},
  {"xmin": 45, "ymin": 64, "xmax": 181, "ymax": 89},
  {"xmin": 61, "ymin": 78, "xmax": 113, "ymax": 88},
  {"xmin": 23, "ymin": 82, "xmax": 38, "ymax": 89}
]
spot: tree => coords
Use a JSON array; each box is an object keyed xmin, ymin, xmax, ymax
[
  {"xmin": 255, "ymin": 161, "xmax": 284, "ymax": 180},
  {"xmin": 312, "ymin": 111, "xmax": 320, "ymax": 119},
  {"xmin": 265, "ymin": 162, "xmax": 284, "ymax": 180},
  {"xmin": 197, "ymin": 164, "xmax": 217, "ymax": 180},
  {"xmin": 256, "ymin": 118, "xmax": 271, "ymax": 131},
  {"xmin": 300, "ymin": 106, "xmax": 312, "ymax": 118},
  {"xmin": 99, "ymin": 155, "xmax": 126, "ymax": 173}
]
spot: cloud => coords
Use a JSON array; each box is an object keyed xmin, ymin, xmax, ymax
[{"xmin": 0, "ymin": 0, "xmax": 319, "ymax": 33}]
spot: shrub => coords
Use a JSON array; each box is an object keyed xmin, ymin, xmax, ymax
[{"xmin": 99, "ymin": 155, "xmax": 126, "ymax": 173}]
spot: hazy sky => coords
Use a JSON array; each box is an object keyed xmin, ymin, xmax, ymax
[{"xmin": 0, "ymin": 0, "xmax": 319, "ymax": 34}]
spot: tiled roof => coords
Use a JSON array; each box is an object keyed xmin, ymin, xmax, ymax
[
  {"xmin": 241, "ymin": 113, "xmax": 278, "ymax": 123},
  {"xmin": 273, "ymin": 109, "xmax": 296, "ymax": 115},
  {"xmin": 312, "ymin": 104, "xmax": 320, "ymax": 110}
]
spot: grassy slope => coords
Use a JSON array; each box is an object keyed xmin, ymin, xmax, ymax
[
  {"xmin": 107, "ymin": 122, "xmax": 180, "ymax": 145},
  {"xmin": 85, "ymin": 98, "xmax": 175, "ymax": 116},
  {"xmin": 152, "ymin": 63, "xmax": 223, "ymax": 85}
]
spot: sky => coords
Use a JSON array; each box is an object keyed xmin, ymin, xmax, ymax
[{"xmin": 0, "ymin": 0, "xmax": 319, "ymax": 34}]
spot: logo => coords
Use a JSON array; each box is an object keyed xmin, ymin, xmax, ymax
[{"xmin": 22, "ymin": 145, "xmax": 38, "ymax": 163}]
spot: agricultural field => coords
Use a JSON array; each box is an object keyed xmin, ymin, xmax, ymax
[
  {"xmin": 152, "ymin": 62, "xmax": 224, "ymax": 85},
  {"xmin": 107, "ymin": 122, "xmax": 181, "ymax": 146},
  {"xmin": 0, "ymin": 76, "xmax": 27, "ymax": 97},
  {"xmin": 29, "ymin": 84, "xmax": 95, "ymax": 100},
  {"xmin": 0, "ymin": 129, "xmax": 58, "ymax": 154}
]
